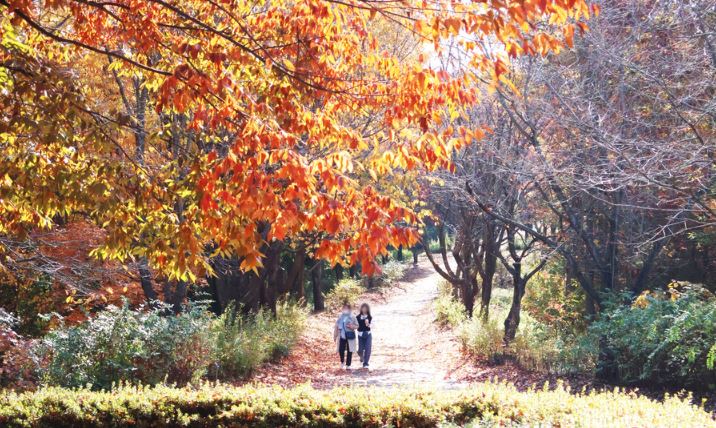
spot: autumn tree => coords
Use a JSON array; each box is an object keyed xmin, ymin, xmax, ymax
[{"xmin": 1, "ymin": 0, "xmax": 596, "ymax": 313}]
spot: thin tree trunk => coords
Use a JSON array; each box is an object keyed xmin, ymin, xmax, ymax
[
  {"xmin": 334, "ymin": 264, "xmax": 344, "ymax": 281},
  {"xmin": 463, "ymin": 279, "xmax": 475, "ymax": 317},
  {"xmin": 503, "ymin": 263, "xmax": 524, "ymax": 343},
  {"xmin": 311, "ymin": 260, "xmax": 325, "ymax": 311},
  {"xmin": 479, "ymin": 239, "xmax": 497, "ymax": 320}
]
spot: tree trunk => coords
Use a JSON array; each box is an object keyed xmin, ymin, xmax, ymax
[
  {"xmin": 349, "ymin": 264, "xmax": 359, "ymax": 278},
  {"xmin": 261, "ymin": 242, "xmax": 282, "ymax": 314},
  {"xmin": 137, "ymin": 258, "xmax": 159, "ymax": 304},
  {"xmin": 311, "ymin": 260, "xmax": 325, "ymax": 311},
  {"xmin": 397, "ymin": 245, "xmax": 404, "ymax": 261},
  {"xmin": 503, "ymin": 262, "xmax": 524, "ymax": 343},
  {"xmin": 367, "ymin": 275, "xmax": 376, "ymax": 289},
  {"xmin": 477, "ymin": 224, "xmax": 499, "ymax": 320},
  {"xmin": 170, "ymin": 281, "xmax": 188, "ymax": 313},
  {"xmin": 462, "ymin": 279, "xmax": 475, "ymax": 316},
  {"xmin": 479, "ymin": 243, "xmax": 497, "ymax": 320},
  {"xmin": 286, "ymin": 247, "xmax": 306, "ymax": 300},
  {"xmin": 207, "ymin": 257, "xmax": 262, "ymax": 313}
]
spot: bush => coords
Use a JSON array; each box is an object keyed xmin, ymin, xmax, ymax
[
  {"xmin": 376, "ymin": 260, "xmax": 407, "ymax": 285},
  {"xmin": 325, "ymin": 260, "xmax": 407, "ymax": 310},
  {"xmin": 34, "ymin": 300, "xmax": 306, "ymax": 389},
  {"xmin": 455, "ymin": 287, "xmax": 596, "ymax": 374},
  {"xmin": 0, "ymin": 382, "xmax": 711, "ymax": 427},
  {"xmin": 510, "ymin": 323, "xmax": 597, "ymax": 375},
  {"xmin": 434, "ymin": 281, "xmax": 466, "ymax": 328},
  {"xmin": 210, "ymin": 301, "xmax": 306, "ymax": 378},
  {"xmin": 590, "ymin": 283, "xmax": 716, "ymax": 389},
  {"xmin": 0, "ymin": 310, "xmax": 40, "ymax": 390},
  {"xmin": 523, "ymin": 259, "xmax": 588, "ymax": 334},
  {"xmin": 36, "ymin": 302, "xmax": 214, "ymax": 389},
  {"xmin": 325, "ymin": 278, "xmax": 364, "ymax": 310},
  {"xmin": 458, "ymin": 317, "xmax": 505, "ymax": 363}
]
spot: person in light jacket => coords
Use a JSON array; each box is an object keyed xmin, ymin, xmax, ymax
[{"xmin": 333, "ymin": 303, "xmax": 358, "ymax": 370}]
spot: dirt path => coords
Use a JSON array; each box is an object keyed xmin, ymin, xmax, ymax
[{"xmin": 250, "ymin": 255, "xmax": 466, "ymax": 388}]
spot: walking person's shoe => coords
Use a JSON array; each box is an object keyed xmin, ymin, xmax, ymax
[
  {"xmin": 363, "ymin": 365, "xmax": 370, "ymax": 371},
  {"xmin": 345, "ymin": 365, "xmax": 352, "ymax": 371},
  {"xmin": 340, "ymin": 363, "xmax": 345, "ymax": 370}
]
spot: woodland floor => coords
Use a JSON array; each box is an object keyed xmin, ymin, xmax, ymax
[{"xmin": 247, "ymin": 256, "xmax": 716, "ymax": 413}]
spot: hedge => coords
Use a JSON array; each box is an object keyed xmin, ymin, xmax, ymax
[{"xmin": 0, "ymin": 382, "xmax": 712, "ymax": 427}]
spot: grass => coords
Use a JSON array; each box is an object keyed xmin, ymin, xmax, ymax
[{"xmin": 0, "ymin": 382, "xmax": 711, "ymax": 427}]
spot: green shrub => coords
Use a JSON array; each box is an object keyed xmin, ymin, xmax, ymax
[
  {"xmin": 434, "ymin": 281, "xmax": 466, "ymax": 328},
  {"xmin": 510, "ymin": 323, "xmax": 597, "ymax": 375},
  {"xmin": 455, "ymin": 287, "xmax": 596, "ymax": 374},
  {"xmin": 36, "ymin": 302, "xmax": 214, "ymax": 389},
  {"xmin": 387, "ymin": 247, "xmax": 412, "ymax": 263},
  {"xmin": 210, "ymin": 301, "xmax": 306, "ymax": 379},
  {"xmin": 0, "ymin": 382, "xmax": 711, "ymax": 427},
  {"xmin": 590, "ymin": 284, "xmax": 716, "ymax": 389},
  {"xmin": 325, "ymin": 261, "xmax": 407, "ymax": 310},
  {"xmin": 325, "ymin": 278, "xmax": 364, "ymax": 310},
  {"xmin": 35, "ymin": 300, "xmax": 306, "ymax": 389},
  {"xmin": 376, "ymin": 260, "xmax": 407, "ymax": 285},
  {"xmin": 458, "ymin": 317, "xmax": 505, "ymax": 363},
  {"xmin": 523, "ymin": 259, "xmax": 587, "ymax": 334}
]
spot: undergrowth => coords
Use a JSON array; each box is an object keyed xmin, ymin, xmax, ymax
[
  {"xmin": 0, "ymin": 382, "xmax": 711, "ymax": 427},
  {"xmin": 325, "ymin": 260, "xmax": 408, "ymax": 309},
  {"xmin": 21, "ymin": 300, "xmax": 306, "ymax": 390}
]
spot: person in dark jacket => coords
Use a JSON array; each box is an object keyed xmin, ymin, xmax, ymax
[{"xmin": 356, "ymin": 303, "xmax": 373, "ymax": 370}]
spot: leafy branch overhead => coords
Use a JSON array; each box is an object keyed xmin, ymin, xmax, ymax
[{"xmin": 0, "ymin": 0, "xmax": 596, "ymax": 279}]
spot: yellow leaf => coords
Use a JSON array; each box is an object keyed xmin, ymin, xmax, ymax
[{"xmin": 282, "ymin": 58, "xmax": 296, "ymax": 72}]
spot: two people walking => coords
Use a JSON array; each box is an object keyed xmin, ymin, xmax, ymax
[{"xmin": 334, "ymin": 303, "xmax": 372, "ymax": 370}]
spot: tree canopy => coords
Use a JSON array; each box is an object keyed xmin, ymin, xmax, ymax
[{"xmin": 1, "ymin": 0, "xmax": 596, "ymax": 280}]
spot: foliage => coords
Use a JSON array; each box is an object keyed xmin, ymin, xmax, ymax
[
  {"xmin": 325, "ymin": 260, "xmax": 407, "ymax": 310},
  {"xmin": 34, "ymin": 300, "xmax": 306, "ymax": 389},
  {"xmin": 459, "ymin": 317, "xmax": 506, "ymax": 364},
  {"xmin": 325, "ymin": 278, "xmax": 365, "ymax": 310},
  {"xmin": 0, "ymin": 381, "xmax": 712, "ymax": 428},
  {"xmin": 509, "ymin": 324, "xmax": 597, "ymax": 375},
  {"xmin": 210, "ymin": 301, "xmax": 306, "ymax": 379},
  {"xmin": 36, "ymin": 302, "xmax": 214, "ymax": 389},
  {"xmin": 374, "ymin": 260, "xmax": 408, "ymax": 287},
  {"xmin": 456, "ymin": 287, "xmax": 596, "ymax": 374},
  {"xmin": 434, "ymin": 281, "xmax": 466, "ymax": 328},
  {"xmin": 0, "ymin": 0, "xmax": 591, "ymax": 282},
  {"xmin": 0, "ymin": 310, "xmax": 40, "ymax": 390},
  {"xmin": 523, "ymin": 259, "xmax": 588, "ymax": 333},
  {"xmin": 591, "ymin": 284, "xmax": 716, "ymax": 389},
  {"xmin": 0, "ymin": 274, "xmax": 54, "ymax": 337}
]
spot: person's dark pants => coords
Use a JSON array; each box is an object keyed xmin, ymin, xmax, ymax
[
  {"xmin": 339, "ymin": 338, "xmax": 352, "ymax": 366},
  {"xmin": 358, "ymin": 332, "xmax": 372, "ymax": 367}
]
